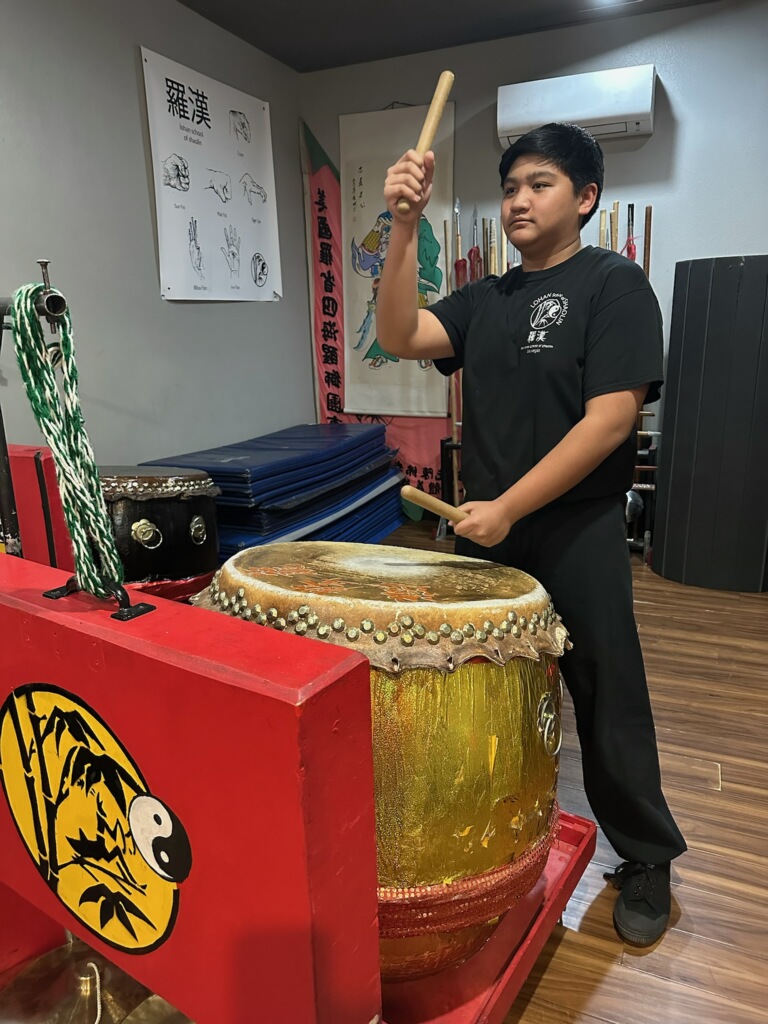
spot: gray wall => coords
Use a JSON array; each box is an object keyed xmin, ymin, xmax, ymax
[
  {"xmin": 0, "ymin": 0, "xmax": 315, "ymax": 464},
  {"xmin": 2, "ymin": 0, "xmax": 765, "ymax": 465},
  {"xmin": 299, "ymin": 0, "xmax": 768, "ymax": 414}
]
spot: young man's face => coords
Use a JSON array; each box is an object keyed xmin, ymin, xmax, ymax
[{"xmin": 501, "ymin": 155, "xmax": 597, "ymax": 255}]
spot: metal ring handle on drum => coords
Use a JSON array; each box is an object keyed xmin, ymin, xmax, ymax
[
  {"xmin": 537, "ymin": 693, "xmax": 556, "ymax": 733},
  {"xmin": 537, "ymin": 692, "xmax": 562, "ymax": 757},
  {"xmin": 189, "ymin": 515, "xmax": 207, "ymax": 546},
  {"xmin": 543, "ymin": 713, "xmax": 563, "ymax": 757},
  {"xmin": 131, "ymin": 518, "xmax": 163, "ymax": 550}
]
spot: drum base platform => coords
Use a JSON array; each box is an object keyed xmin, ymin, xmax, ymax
[{"xmin": 381, "ymin": 810, "xmax": 596, "ymax": 1024}]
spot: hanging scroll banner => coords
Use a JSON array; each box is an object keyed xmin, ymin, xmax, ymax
[
  {"xmin": 301, "ymin": 122, "xmax": 450, "ymax": 501},
  {"xmin": 339, "ymin": 104, "xmax": 454, "ymax": 417}
]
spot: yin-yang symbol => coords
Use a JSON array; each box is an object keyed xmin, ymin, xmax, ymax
[{"xmin": 129, "ymin": 794, "xmax": 192, "ymax": 883}]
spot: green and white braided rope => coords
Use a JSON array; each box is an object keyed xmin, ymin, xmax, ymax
[{"xmin": 10, "ymin": 283, "xmax": 124, "ymax": 598}]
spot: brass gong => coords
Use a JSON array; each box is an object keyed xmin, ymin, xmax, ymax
[
  {"xmin": 0, "ymin": 938, "xmax": 150, "ymax": 1024},
  {"xmin": 122, "ymin": 994, "xmax": 194, "ymax": 1024}
]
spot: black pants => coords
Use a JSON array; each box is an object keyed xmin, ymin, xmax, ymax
[{"xmin": 456, "ymin": 494, "xmax": 687, "ymax": 865}]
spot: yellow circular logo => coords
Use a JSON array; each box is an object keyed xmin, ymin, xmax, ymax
[{"xmin": 0, "ymin": 685, "xmax": 191, "ymax": 952}]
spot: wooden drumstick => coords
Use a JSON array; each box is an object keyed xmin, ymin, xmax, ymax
[
  {"xmin": 396, "ymin": 71, "xmax": 455, "ymax": 214},
  {"xmin": 401, "ymin": 484, "xmax": 468, "ymax": 522}
]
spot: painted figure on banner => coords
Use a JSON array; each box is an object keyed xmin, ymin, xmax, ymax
[{"xmin": 351, "ymin": 211, "xmax": 443, "ymax": 369}]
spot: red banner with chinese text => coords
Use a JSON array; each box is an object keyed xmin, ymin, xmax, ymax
[{"xmin": 301, "ymin": 122, "xmax": 453, "ymax": 502}]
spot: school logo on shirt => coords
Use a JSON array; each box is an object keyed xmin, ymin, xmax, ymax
[
  {"xmin": 522, "ymin": 293, "xmax": 569, "ymax": 353},
  {"xmin": 530, "ymin": 293, "xmax": 569, "ymax": 329}
]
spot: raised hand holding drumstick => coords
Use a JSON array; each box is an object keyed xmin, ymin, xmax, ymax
[
  {"xmin": 384, "ymin": 150, "xmax": 436, "ymax": 225},
  {"xmin": 384, "ymin": 71, "xmax": 454, "ymax": 225}
]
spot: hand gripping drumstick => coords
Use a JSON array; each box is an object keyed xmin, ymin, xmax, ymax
[
  {"xmin": 396, "ymin": 71, "xmax": 455, "ymax": 214},
  {"xmin": 401, "ymin": 484, "xmax": 468, "ymax": 522}
]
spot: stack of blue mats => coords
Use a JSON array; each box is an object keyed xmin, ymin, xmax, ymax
[{"xmin": 143, "ymin": 423, "xmax": 406, "ymax": 558}]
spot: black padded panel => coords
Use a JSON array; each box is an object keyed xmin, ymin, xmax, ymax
[{"xmin": 654, "ymin": 255, "xmax": 768, "ymax": 592}]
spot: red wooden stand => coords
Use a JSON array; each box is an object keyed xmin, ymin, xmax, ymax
[
  {"xmin": 0, "ymin": 553, "xmax": 596, "ymax": 1024},
  {"xmin": 0, "ymin": 554, "xmax": 382, "ymax": 1023}
]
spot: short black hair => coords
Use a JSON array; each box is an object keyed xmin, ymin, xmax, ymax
[{"xmin": 499, "ymin": 122, "xmax": 604, "ymax": 227}]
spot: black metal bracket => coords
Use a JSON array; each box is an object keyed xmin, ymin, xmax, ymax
[{"xmin": 43, "ymin": 575, "xmax": 156, "ymax": 621}]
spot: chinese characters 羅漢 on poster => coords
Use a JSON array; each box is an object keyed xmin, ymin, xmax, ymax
[{"xmin": 141, "ymin": 48, "xmax": 282, "ymax": 301}]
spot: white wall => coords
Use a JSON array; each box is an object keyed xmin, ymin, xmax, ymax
[
  {"xmin": 0, "ymin": 0, "xmax": 315, "ymax": 464},
  {"xmin": 299, "ymin": 0, "xmax": 768, "ymax": 408}
]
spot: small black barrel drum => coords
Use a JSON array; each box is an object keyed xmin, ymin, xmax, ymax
[{"xmin": 99, "ymin": 467, "xmax": 220, "ymax": 586}]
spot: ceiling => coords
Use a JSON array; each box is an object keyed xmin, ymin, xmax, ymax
[{"xmin": 177, "ymin": 0, "xmax": 718, "ymax": 72}]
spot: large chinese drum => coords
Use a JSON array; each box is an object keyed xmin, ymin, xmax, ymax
[{"xmin": 194, "ymin": 541, "xmax": 568, "ymax": 980}]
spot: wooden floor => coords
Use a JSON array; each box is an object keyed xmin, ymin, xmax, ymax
[{"xmin": 383, "ymin": 520, "xmax": 768, "ymax": 1024}]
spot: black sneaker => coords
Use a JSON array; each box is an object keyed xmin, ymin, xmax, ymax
[{"xmin": 603, "ymin": 861, "xmax": 671, "ymax": 946}]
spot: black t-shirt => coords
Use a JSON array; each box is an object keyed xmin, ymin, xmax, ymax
[{"xmin": 431, "ymin": 245, "xmax": 663, "ymax": 505}]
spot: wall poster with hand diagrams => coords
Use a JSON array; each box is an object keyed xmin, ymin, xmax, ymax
[{"xmin": 141, "ymin": 48, "xmax": 282, "ymax": 301}]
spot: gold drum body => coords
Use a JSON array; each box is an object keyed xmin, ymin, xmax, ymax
[{"xmin": 194, "ymin": 542, "xmax": 568, "ymax": 980}]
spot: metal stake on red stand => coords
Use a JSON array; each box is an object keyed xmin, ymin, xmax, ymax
[{"xmin": 0, "ymin": 264, "xmax": 154, "ymax": 621}]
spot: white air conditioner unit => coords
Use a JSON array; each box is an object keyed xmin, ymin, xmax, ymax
[{"xmin": 497, "ymin": 65, "xmax": 657, "ymax": 147}]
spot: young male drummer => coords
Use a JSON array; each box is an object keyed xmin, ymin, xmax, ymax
[{"xmin": 375, "ymin": 122, "xmax": 686, "ymax": 947}]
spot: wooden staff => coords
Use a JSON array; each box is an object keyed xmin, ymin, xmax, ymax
[
  {"xmin": 449, "ymin": 374, "xmax": 460, "ymax": 506},
  {"xmin": 396, "ymin": 71, "xmax": 455, "ymax": 214},
  {"xmin": 443, "ymin": 218, "xmax": 459, "ymax": 504},
  {"xmin": 643, "ymin": 205, "xmax": 653, "ymax": 276},
  {"xmin": 468, "ymin": 207, "xmax": 482, "ymax": 282},
  {"xmin": 444, "ymin": 219, "xmax": 452, "ymax": 295},
  {"xmin": 610, "ymin": 201, "xmax": 619, "ymax": 251},
  {"xmin": 454, "ymin": 198, "xmax": 467, "ymax": 288},
  {"xmin": 489, "ymin": 218, "xmax": 498, "ymax": 276},
  {"xmin": 626, "ymin": 203, "xmax": 637, "ymax": 261},
  {"xmin": 401, "ymin": 485, "xmax": 468, "ymax": 522},
  {"xmin": 599, "ymin": 209, "xmax": 608, "ymax": 248}
]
